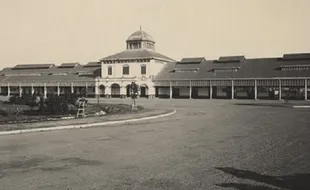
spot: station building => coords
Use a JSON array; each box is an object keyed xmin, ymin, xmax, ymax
[{"xmin": 0, "ymin": 29, "xmax": 310, "ymax": 100}]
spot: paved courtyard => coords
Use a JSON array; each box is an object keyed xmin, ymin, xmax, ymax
[{"xmin": 0, "ymin": 99, "xmax": 310, "ymax": 190}]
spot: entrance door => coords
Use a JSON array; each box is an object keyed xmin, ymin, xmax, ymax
[
  {"xmin": 140, "ymin": 87, "xmax": 146, "ymax": 97},
  {"xmin": 172, "ymin": 87, "xmax": 180, "ymax": 98},
  {"xmin": 126, "ymin": 85, "xmax": 131, "ymax": 97}
]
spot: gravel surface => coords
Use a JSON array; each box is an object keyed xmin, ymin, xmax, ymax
[{"xmin": 0, "ymin": 99, "xmax": 309, "ymax": 190}]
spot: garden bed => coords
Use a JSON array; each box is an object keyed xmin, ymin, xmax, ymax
[{"xmin": 0, "ymin": 101, "xmax": 143, "ymax": 125}]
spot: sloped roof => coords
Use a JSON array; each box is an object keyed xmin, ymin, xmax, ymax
[
  {"xmin": 100, "ymin": 49, "xmax": 175, "ymax": 62},
  {"xmin": 282, "ymin": 53, "xmax": 310, "ymax": 60},
  {"xmin": 1, "ymin": 75, "xmax": 95, "ymax": 83},
  {"xmin": 154, "ymin": 56, "xmax": 310, "ymax": 80},
  {"xmin": 84, "ymin": 62, "xmax": 101, "ymax": 67},
  {"xmin": 0, "ymin": 63, "xmax": 100, "ymax": 84},
  {"xmin": 179, "ymin": 57, "xmax": 205, "ymax": 64},
  {"xmin": 13, "ymin": 64, "xmax": 55, "ymax": 70},
  {"xmin": 217, "ymin": 56, "xmax": 245, "ymax": 63},
  {"xmin": 59, "ymin": 62, "xmax": 79, "ymax": 68}
]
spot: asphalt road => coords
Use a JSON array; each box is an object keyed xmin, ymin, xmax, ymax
[{"xmin": 0, "ymin": 99, "xmax": 310, "ymax": 190}]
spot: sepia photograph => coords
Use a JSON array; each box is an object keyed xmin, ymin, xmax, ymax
[{"xmin": 0, "ymin": 0, "xmax": 310, "ymax": 189}]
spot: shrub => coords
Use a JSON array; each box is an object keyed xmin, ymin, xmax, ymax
[
  {"xmin": 7, "ymin": 94, "xmax": 39, "ymax": 109},
  {"xmin": 0, "ymin": 108, "xmax": 9, "ymax": 116},
  {"xmin": 44, "ymin": 93, "xmax": 79, "ymax": 115},
  {"xmin": 8, "ymin": 95, "xmax": 18, "ymax": 104}
]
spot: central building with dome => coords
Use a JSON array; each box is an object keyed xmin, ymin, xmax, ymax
[{"xmin": 98, "ymin": 28, "xmax": 175, "ymax": 98}]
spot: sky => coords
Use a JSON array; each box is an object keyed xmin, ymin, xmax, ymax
[{"xmin": 1, "ymin": 0, "xmax": 310, "ymax": 69}]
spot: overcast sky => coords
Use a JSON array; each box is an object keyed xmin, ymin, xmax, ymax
[{"xmin": 1, "ymin": 0, "xmax": 310, "ymax": 69}]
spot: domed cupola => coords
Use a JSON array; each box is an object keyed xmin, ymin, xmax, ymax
[{"xmin": 126, "ymin": 27, "xmax": 155, "ymax": 51}]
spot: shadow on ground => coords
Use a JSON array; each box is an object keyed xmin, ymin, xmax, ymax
[{"xmin": 215, "ymin": 167, "xmax": 310, "ymax": 190}]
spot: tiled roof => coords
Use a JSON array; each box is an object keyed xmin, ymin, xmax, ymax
[
  {"xmin": 1, "ymin": 75, "xmax": 95, "ymax": 83},
  {"xmin": 179, "ymin": 57, "xmax": 205, "ymax": 64},
  {"xmin": 100, "ymin": 49, "xmax": 175, "ymax": 62},
  {"xmin": 0, "ymin": 63, "xmax": 100, "ymax": 85},
  {"xmin": 59, "ymin": 62, "xmax": 79, "ymax": 68},
  {"xmin": 282, "ymin": 53, "xmax": 310, "ymax": 60},
  {"xmin": 13, "ymin": 64, "xmax": 55, "ymax": 70},
  {"xmin": 154, "ymin": 55, "xmax": 310, "ymax": 80},
  {"xmin": 84, "ymin": 62, "xmax": 101, "ymax": 67},
  {"xmin": 217, "ymin": 56, "xmax": 245, "ymax": 63}
]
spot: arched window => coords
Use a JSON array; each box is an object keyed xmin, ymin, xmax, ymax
[
  {"xmin": 107, "ymin": 66, "xmax": 112, "ymax": 75},
  {"xmin": 141, "ymin": 64, "xmax": 146, "ymax": 75},
  {"xmin": 123, "ymin": 64, "xmax": 129, "ymax": 75}
]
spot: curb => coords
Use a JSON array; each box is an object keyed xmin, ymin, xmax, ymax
[
  {"xmin": 293, "ymin": 105, "xmax": 310, "ymax": 108},
  {"xmin": 0, "ymin": 109, "xmax": 177, "ymax": 136}
]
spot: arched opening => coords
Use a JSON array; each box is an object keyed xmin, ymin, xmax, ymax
[
  {"xmin": 99, "ymin": 84, "xmax": 105, "ymax": 97},
  {"xmin": 140, "ymin": 84, "xmax": 148, "ymax": 98},
  {"xmin": 126, "ymin": 84, "xmax": 131, "ymax": 97},
  {"xmin": 111, "ymin": 83, "xmax": 120, "ymax": 98}
]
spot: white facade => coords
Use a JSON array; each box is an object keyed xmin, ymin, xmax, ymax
[{"xmin": 98, "ymin": 28, "xmax": 174, "ymax": 98}]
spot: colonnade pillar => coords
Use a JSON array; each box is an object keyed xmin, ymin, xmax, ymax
[
  {"xmin": 31, "ymin": 84, "xmax": 34, "ymax": 95},
  {"xmin": 71, "ymin": 82, "xmax": 74, "ymax": 94},
  {"xmin": 44, "ymin": 83, "xmax": 47, "ymax": 98},
  {"xmin": 279, "ymin": 79, "xmax": 282, "ymax": 100},
  {"xmin": 19, "ymin": 84, "xmax": 22, "ymax": 97},
  {"xmin": 169, "ymin": 81, "xmax": 172, "ymax": 99},
  {"xmin": 57, "ymin": 83, "xmax": 60, "ymax": 96},
  {"xmin": 305, "ymin": 79, "xmax": 308, "ymax": 100},
  {"xmin": 189, "ymin": 81, "xmax": 192, "ymax": 99},
  {"xmin": 210, "ymin": 80, "xmax": 213, "ymax": 99},
  {"xmin": 231, "ymin": 80, "xmax": 234, "ymax": 100},
  {"xmin": 7, "ymin": 83, "xmax": 10, "ymax": 97},
  {"xmin": 254, "ymin": 79, "xmax": 258, "ymax": 100}
]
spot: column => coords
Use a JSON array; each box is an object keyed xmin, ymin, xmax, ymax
[
  {"xmin": 254, "ymin": 79, "xmax": 258, "ymax": 100},
  {"xmin": 169, "ymin": 81, "xmax": 172, "ymax": 99},
  {"xmin": 19, "ymin": 84, "xmax": 22, "ymax": 97},
  {"xmin": 44, "ymin": 83, "xmax": 47, "ymax": 98},
  {"xmin": 189, "ymin": 81, "xmax": 192, "ymax": 99},
  {"xmin": 210, "ymin": 80, "xmax": 213, "ymax": 99},
  {"xmin": 7, "ymin": 83, "xmax": 10, "ymax": 97},
  {"xmin": 85, "ymin": 82, "xmax": 88, "ymax": 97},
  {"xmin": 31, "ymin": 83, "xmax": 34, "ymax": 95},
  {"xmin": 105, "ymin": 86, "xmax": 111, "ymax": 98},
  {"xmin": 57, "ymin": 83, "xmax": 60, "ymax": 96},
  {"xmin": 231, "ymin": 80, "xmax": 234, "ymax": 100},
  {"xmin": 305, "ymin": 79, "xmax": 308, "ymax": 100},
  {"xmin": 71, "ymin": 82, "xmax": 74, "ymax": 94},
  {"xmin": 148, "ymin": 86, "xmax": 156, "ymax": 99},
  {"xmin": 120, "ymin": 86, "xmax": 126, "ymax": 99},
  {"xmin": 95, "ymin": 84, "xmax": 99, "ymax": 98},
  {"xmin": 279, "ymin": 79, "xmax": 282, "ymax": 100}
]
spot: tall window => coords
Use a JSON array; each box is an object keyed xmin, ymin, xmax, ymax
[
  {"xmin": 108, "ymin": 66, "xmax": 112, "ymax": 75},
  {"xmin": 123, "ymin": 64, "xmax": 129, "ymax": 75},
  {"xmin": 141, "ymin": 64, "xmax": 146, "ymax": 74}
]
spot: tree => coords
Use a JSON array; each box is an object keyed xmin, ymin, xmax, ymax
[{"xmin": 130, "ymin": 82, "xmax": 139, "ymax": 111}]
